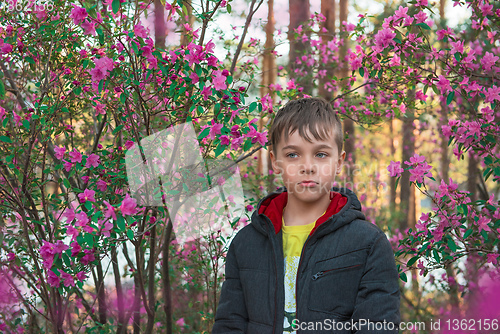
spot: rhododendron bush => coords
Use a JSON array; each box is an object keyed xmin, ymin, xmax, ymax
[{"xmin": 0, "ymin": 0, "xmax": 268, "ymax": 331}]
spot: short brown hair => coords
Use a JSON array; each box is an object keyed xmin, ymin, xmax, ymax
[{"xmin": 269, "ymin": 97, "xmax": 343, "ymax": 155}]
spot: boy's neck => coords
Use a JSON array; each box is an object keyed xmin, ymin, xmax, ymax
[{"xmin": 282, "ymin": 193, "xmax": 331, "ymax": 227}]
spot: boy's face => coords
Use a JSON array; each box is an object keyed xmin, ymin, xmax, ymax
[{"xmin": 270, "ymin": 127, "xmax": 346, "ymax": 204}]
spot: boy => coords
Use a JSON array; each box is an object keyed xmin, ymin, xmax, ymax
[{"xmin": 212, "ymin": 97, "xmax": 400, "ymax": 333}]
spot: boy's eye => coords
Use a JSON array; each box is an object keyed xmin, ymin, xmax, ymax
[
  {"xmin": 317, "ymin": 152, "xmax": 328, "ymax": 158},
  {"xmin": 286, "ymin": 152, "xmax": 298, "ymax": 158}
]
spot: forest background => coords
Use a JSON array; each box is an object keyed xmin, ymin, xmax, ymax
[{"xmin": 0, "ymin": 0, "xmax": 499, "ymax": 332}]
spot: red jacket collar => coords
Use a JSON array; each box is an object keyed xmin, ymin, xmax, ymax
[{"xmin": 258, "ymin": 191, "xmax": 348, "ymax": 235}]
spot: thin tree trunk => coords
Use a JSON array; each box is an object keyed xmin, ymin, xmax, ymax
[
  {"xmin": 112, "ymin": 245, "xmax": 126, "ymax": 333},
  {"xmin": 180, "ymin": 0, "xmax": 194, "ymax": 46},
  {"xmin": 338, "ymin": 0, "xmax": 355, "ymax": 187},
  {"xmin": 260, "ymin": 0, "xmax": 276, "ymax": 194},
  {"xmin": 389, "ymin": 119, "xmax": 397, "ymax": 212},
  {"xmin": 145, "ymin": 223, "xmax": 157, "ymax": 333},
  {"xmin": 400, "ymin": 110, "xmax": 415, "ymax": 232},
  {"xmin": 318, "ymin": 0, "xmax": 335, "ymax": 99},
  {"xmin": 97, "ymin": 263, "xmax": 107, "ymax": 325},
  {"xmin": 162, "ymin": 219, "xmax": 174, "ymax": 334},
  {"xmin": 155, "ymin": 0, "xmax": 166, "ymax": 48},
  {"xmin": 288, "ymin": 0, "xmax": 311, "ymax": 94}
]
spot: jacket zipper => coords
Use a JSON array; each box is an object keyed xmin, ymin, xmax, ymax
[
  {"xmin": 264, "ymin": 215, "xmax": 278, "ymax": 334},
  {"xmin": 311, "ymin": 264, "xmax": 362, "ymax": 280},
  {"xmin": 294, "ymin": 220, "xmax": 331, "ymax": 331},
  {"xmin": 273, "ymin": 243, "xmax": 277, "ymax": 334},
  {"xmin": 294, "ymin": 232, "xmax": 315, "ymax": 331}
]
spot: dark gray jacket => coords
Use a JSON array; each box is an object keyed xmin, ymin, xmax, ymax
[{"xmin": 212, "ymin": 187, "xmax": 400, "ymax": 333}]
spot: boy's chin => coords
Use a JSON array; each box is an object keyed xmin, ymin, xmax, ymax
[{"xmin": 288, "ymin": 189, "xmax": 328, "ymax": 203}]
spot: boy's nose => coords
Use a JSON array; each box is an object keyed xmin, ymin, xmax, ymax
[{"xmin": 299, "ymin": 158, "xmax": 316, "ymax": 174}]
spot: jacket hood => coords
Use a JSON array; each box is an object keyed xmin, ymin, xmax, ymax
[{"xmin": 250, "ymin": 186, "xmax": 366, "ymax": 238}]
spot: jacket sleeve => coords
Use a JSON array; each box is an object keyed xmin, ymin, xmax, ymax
[
  {"xmin": 211, "ymin": 238, "xmax": 249, "ymax": 333},
  {"xmin": 351, "ymin": 232, "xmax": 401, "ymax": 334}
]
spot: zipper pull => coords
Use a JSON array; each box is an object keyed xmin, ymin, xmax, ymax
[{"xmin": 312, "ymin": 271, "xmax": 324, "ymax": 280}]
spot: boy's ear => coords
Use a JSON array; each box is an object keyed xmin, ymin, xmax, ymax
[
  {"xmin": 269, "ymin": 149, "xmax": 280, "ymax": 174},
  {"xmin": 337, "ymin": 150, "xmax": 346, "ymax": 174}
]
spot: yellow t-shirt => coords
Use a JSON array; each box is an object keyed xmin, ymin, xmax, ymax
[{"xmin": 282, "ymin": 210, "xmax": 324, "ymax": 333}]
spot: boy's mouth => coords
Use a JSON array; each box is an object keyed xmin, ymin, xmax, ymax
[{"xmin": 299, "ymin": 181, "xmax": 318, "ymax": 187}]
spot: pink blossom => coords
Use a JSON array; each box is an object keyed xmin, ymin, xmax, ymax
[
  {"xmin": 481, "ymin": 52, "xmax": 498, "ymax": 71},
  {"xmin": 220, "ymin": 135, "xmax": 230, "ymax": 146},
  {"xmin": 387, "ymin": 161, "xmax": 404, "ymax": 177},
  {"xmin": 373, "ymin": 28, "xmax": 396, "ymax": 52},
  {"xmin": 54, "ymin": 240, "xmax": 68, "ymax": 254},
  {"xmin": 78, "ymin": 188, "xmax": 96, "ymax": 203},
  {"xmin": 415, "ymin": 90, "xmax": 427, "ymax": 102},
  {"xmin": 416, "ymin": 0, "xmax": 428, "ymax": 6},
  {"xmin": 286, "ymin": 80, "xmax": 297, "ymax": 90},
  {"xmin": 389, "ymin": 54, "xmax": 401, "ymax": 67},
  {"xmin": 450, "ymin": 40, "xmax": 464, "ymax": 54},
  {"xmin": 120, "ymin": 193, "xmax": 137, "ymax": 216},
  {"xmin": 480, "ymin": 2, "xmax": 494, "ymax": 16},
  {"xmin": 75, "ymin": 212, "xmax": 90, "ymax": 227},
  {"xmin": 104, "ymin": 200, "xmax": 117, "ymax": 220},
  {"xmin": 69, "ymin": 149, "xmax": 82, "ymax": 163},
  {"xmin": 406, "ymin": 153, "xmax": 426, "ymax": 165},
  {"xmin": 47, "ymin": 271, "xmax": 61, "ymax": 288},
  {"xmin": 414, "ymin": 11, "xmax": 427, "ymax": 24},
  {"xmin": 90, "ymin": 56, "xmax": 114, "ymax": 82},
  {"xmin": 486, "ymin": 254, "xmax": 498, "ymax": 265},
  {"xmin": 86, "ymin": 154, "xmax": 100, "ymax": 168},
  {"xmin": 134, "ymin": 23, "xmax": 148, "ymax": 38},
  {"xmin": 97, "ymin": 179, "xmax": 108, "ymax": 192},
  {"xmin": 13, "ymin": 112, "xmax": 22, "ymax": 127},
  {"xmin": 394, "ymin": 6, "xmax": 409, "ymax": 20},
  {"xmin": 54, "ymin": 146, "xmax": 66, "ymax": 159},
  {"xmin": 93, "ymin": 105, "xmax": 105, "ymax": 117},
  {"xmin": 435, "ymin": 75, "xmax": 451, "ymax": 94},
  {"xmin": 205, "ymin": 39, "xmax": 215, "ymax": 53},
  {"xmin": 476, "ymin": 216, "xmax": 491, "ymax": 233},
  {"xmin": 417, "ymin": 260, "xmax": 425, "ymax": 276},
  {"xmin": 40, "ymin": 241, "xmax": 56, "ymax": 260},
  {"xmin": 124, "ymin": 140, "xmax": 135, "ymax": 150},
  {"xmin": 71, "ymin": 241, "xmax": 81, "ymax": 257},
  {"xmin": 201, "ymin": 86, "xmax": 212, "ymax": 101},
  {"xmin": 252, "ymin": 131, "xmax": 268, "ymax": 146},
  {"xmin": 176, "ymin": 318, "xmax": 186, "ymax": 327},
  {"xmin": 81, "ymin": 249, "xmax": 95, "ymax": 265},
  {"xmin": 437, "ymin": 28, "xmax": 450, "ymax": 41},
  {"xmin": 408, "ymin": 162, "xmax": 433, "ymax": 183},
  {"xmin": 189, "ymin": 72, "xmax": 199, "ymax": 84},
  {"xmin": 212, "ymin": 70, "xmax": 227, "ymax": 91},
  {"xmin": 64, "ymin": 208, "xmax": 76, "ymax": 222},
  {"xmin": 61, "ymin": 271, "xmax": 75, "ymax": 287},
  {"xmin": 230, "ymin": 125, "xmax": 241, "ymax": 138},
  {"xmin": 70, "ymin": 5, "xmax": 88, "ymax": 25},
  {"xmin": 99, "ymin": 219, "xmax": 113, "ymax": 237},
  {"xmin": 76, "ymin": 271, "xmax": 87, "ymax": 281},
  {"xmin": 81, "ymin": 20, "xmax": 96, "ymax": 36},
  {"xmin": 67, "ymin": 226, "xmax": 79, "ymax": 240},
  {"xmin": 484, "ymin": 85, "xmax": 500, "ymax": 103},
  {"xmin": 0, "ymin": 43, "xmax": 13, "ymax": 54},
  {"xmin": 230, "ymin": 136, "xmax": 244, "ymax": 150},
  {"xmin": 209, "ymin": 122, "xmax": 223, "ymax": 140}
]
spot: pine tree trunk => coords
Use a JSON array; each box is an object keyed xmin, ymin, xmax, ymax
[
  {"xmin": 260, "ymin": 0, "xmax": 276, "ymax": 194},
  {"xmin": 400, "ymin": 111, "xmax": 415, "ymax": 232},
  {"xmin": 288, "ymin": 0, "xmax": 311, "ymax": 94},
  {"xmin": 318, "ymin": 0, "xmax": 335, "ymax": 99}
]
